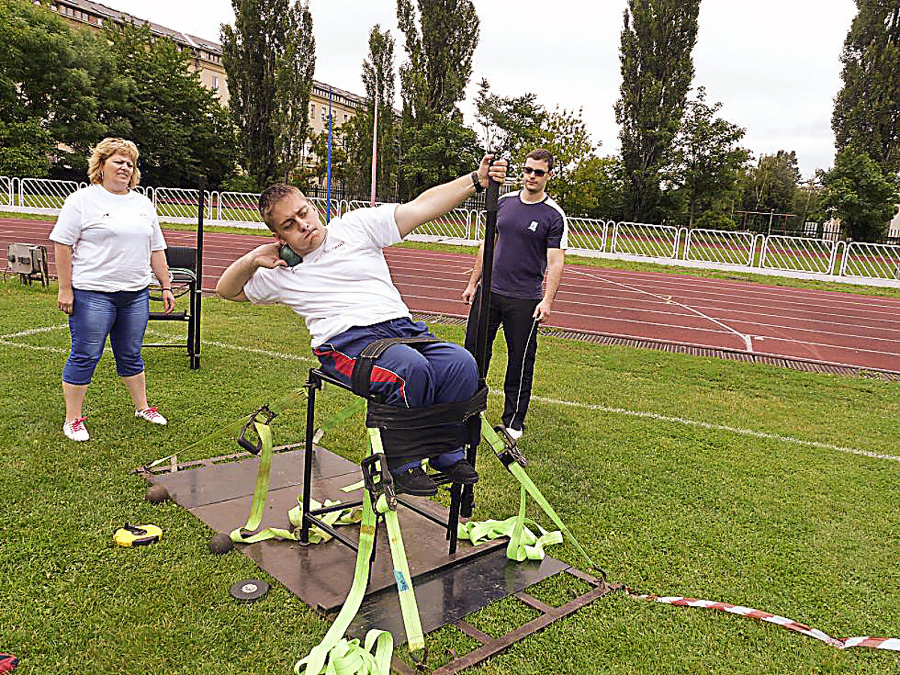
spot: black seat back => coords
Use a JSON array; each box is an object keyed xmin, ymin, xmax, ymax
[{"xmin": 165, "ymin": 246, "xmax": 197, "ymax": 273}]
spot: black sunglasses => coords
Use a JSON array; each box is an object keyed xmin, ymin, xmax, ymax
[{"xmin": 523, "ymin": 166, "xmax": 548, "ymax": 177}]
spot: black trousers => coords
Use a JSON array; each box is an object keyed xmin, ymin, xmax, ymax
[{"xmin": 465, "ymin": 287, "xmax": 539, "ymax": 430}]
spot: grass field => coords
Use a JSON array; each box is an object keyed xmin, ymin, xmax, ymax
[{"xmin": 0, "ymin": 278, "xmax": 897, "ymax": 674}]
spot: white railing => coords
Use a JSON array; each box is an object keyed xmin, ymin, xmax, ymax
[
  {"xmin": 611, "ymin": 222, "xmax": 681, "ymax": 260},
  {"xmin": 840, "ymin": 242, "xmax": 900, "ymax": 280},
  {"xmin": 684, "ymin": 229, "xmax": 757, "ymax": 267},
  {"xmin": 0, "ymin": 176, "xmax": 11, "ymax": 208},
  {"xmin": 568, "ymin": 217, "xmax": 610, "ymax": 252},
  {"xmin": 154, "ymin": 187, "xmax": 213, "ymax": 223},
  {"xmin": 2, "ymin": 175, "xmax": 898, "ymax": 287},
  {"xmin": 760, "ymin": 235, "xmax": 841, "ymax": 275}
]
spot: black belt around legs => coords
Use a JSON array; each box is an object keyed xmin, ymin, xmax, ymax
[{"xmin": 349, "ymin": 336, "xmax": 443, "ymax": 400}]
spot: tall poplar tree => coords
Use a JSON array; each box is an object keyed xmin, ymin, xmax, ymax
[
  {"xmin": 396, "ymin": 0, "xmax": 480, "ymax": 198},
  {"xmin": 615, "ymin": 0, "xmax": 701, "ymax": 223},
  {"xmin": 832, "ymin": 1, "xmax": 900, "ymax": 175},
  {"xmin": 343, "ymin": 25, "xmax": 398, "ymax": 200},
  {"xmin": 221, "ymin": 0, "xmax": 315, "ymax": 188}
]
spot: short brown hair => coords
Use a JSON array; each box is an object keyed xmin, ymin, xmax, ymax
[
  {"xmin": 526, "ymin": 148, "xmax": 554, "ymax": 172},
  {"xmin": 88, "ymin": 138, "xmax": 141, "ymax": 188},
  {"xmin": 258, "ymin": 183, "xmax": 302, "ymax": 231}
]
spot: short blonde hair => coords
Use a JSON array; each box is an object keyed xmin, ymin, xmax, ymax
[{"xmin": 87, "ymin": 138, "xmax": 141, "ymax": 188}]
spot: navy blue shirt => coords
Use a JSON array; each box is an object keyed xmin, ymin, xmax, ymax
[{"xmin": 490, "ymin": 191, "xmax": 568, "ymax": 299}]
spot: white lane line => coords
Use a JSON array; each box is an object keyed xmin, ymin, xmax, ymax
[
  {"xmin": 568, "ymin": 267, "xmax": 755, "ymax": 352},
  {"xmin": 529, "ymin": 393, "xmax": 900, "ymax": 464}
]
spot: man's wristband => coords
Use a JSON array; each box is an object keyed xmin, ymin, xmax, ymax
[
  {"xmin": 161, "ymin": 287, "xmax": 172, "ymax": 291},
  {"xmin": 470, "ymin": 171, "xmax": 484, "ymax": 193}
]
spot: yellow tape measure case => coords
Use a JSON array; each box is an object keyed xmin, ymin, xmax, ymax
[{"xmin": 113, "ymin": 523, "xmax": 162, "ymax": 547}]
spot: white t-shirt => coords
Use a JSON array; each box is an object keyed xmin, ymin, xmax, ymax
[
  {"xmin": 49, "ymin": 184, "xmax": 167, "ymax": 292},
  {"xmin": 243, "ymin": 203, "xmax": 410, "ymax": 347}
]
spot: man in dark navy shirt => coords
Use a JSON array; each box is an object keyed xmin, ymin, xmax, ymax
[{"xmin": 462, "ymin": 148, "xmax": 568, "ymax": 439}]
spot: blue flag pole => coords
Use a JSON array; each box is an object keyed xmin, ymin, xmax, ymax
[{"xmin": 326, "ymin": 87, "xmax": 333, "ymax": 224}]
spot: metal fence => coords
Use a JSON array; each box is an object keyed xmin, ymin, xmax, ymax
[
  {"xmin": 3, "ymin": 175, "xmax": 899, "ymax": 287},
  {"xmin": 684, "ymin": 229, "xmax": 758, "ymax": 267}
]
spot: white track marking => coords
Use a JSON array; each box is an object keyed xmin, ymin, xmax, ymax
[
  {"xmin": 529, "ymin": 393, "xmax": 900, "ymax": 464},
  {"xmin": 5, "ymin": 324, "xmax": 892, "ymax": 463},
  {"xmin": 568, "ymin": 267, "xmax": 755, "ymax": 352}
]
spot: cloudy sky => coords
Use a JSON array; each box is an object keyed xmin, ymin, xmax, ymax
[{"xmin": 95, "ymin": 0, "xmax": 858, "ymax": 178}]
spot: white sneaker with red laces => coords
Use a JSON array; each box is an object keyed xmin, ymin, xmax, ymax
[
  {"xmin": 135, "ymin": 407, "xmax": 167, "ymax": 425},
  {"xmin": 63, "ymin": 416, "xmax": 89, "ymax": 441}
]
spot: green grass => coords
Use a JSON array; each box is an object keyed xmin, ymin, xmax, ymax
[{"xmin": 1, "ymin": 279, "xmax": 898, "ymax": 674}]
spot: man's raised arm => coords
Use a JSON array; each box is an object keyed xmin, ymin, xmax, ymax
[{"xmin": 395, "ymin": 155, "xmax": 506, "ymax": 237}]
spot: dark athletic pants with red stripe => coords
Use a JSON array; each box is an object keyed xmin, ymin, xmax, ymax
[{"xmin": 314, "ymin": 318, "xmax": 478, "ymax": 472}]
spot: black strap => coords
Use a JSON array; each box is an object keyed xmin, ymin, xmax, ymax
[
  {"xmin": 365, "ymin": 385, "xmax": 488, "ymax": 430},
  {"xmin": 349, "ymin": 336, "xmax": 442, "ymax": 398}
]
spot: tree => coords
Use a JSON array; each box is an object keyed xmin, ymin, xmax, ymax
[
  {"xmin": 832, "ymin": 1, "xmax": 900, "ymax": 174},
  {"xmin": 343, "ymin": 25, "xmax": 398, "ymax": 200},
  {"xmin": 821, "ymin": 147, "xmax": 899, "ymax": 242},
  {"xmin": 530, "ymin": 107, "xmax": 598, "ymax": 213},
  {"xmin": 397, "ymin": 112, "xmax": 481, "ymax": 198},
  {"xmin": 473, "ymin": 78, "xmax": 546, "ymax": 164},
  {"xmin": 615, "ymin": 0, "xmax": 701, "ymax": 223},
  {"xmin": 222, "ymin": 0, "xmax": 315, "ymax": 187},
  {"xmin": 396, "ymin": 0, "xmax": 480, "ymax": 197},
  {"xmin": 668, "ymin": 87, "xmax": 749, "ymax": 227},
  {"xmin": 0, "ymin": 0, "xmax": 119, "ymax": 175},
  {"xmin": 396, "ymin": 0, "xmax": 479, "ymax": 119},
  {"xmin": 294, "ymin": 128, "xmax": 348, "ymax": 187},
  {"xmin": 104, "ymin": 21, "xmax": 236, "ymax": 188},
  {"xmin": 564, "ymin": 156, "xmax": 625, "ymax": 220},
  {"xmin": 740, "ymin": 150, "xmax": 800, "ymax": 216}
]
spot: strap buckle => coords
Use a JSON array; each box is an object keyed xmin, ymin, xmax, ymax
[
  {"xmin": 493, "ymin": 425, "xmax": 528, "ymax": 468},
  {"xmin": 237, "ymin": 405, "xmax": 277, "ymax": 455},
  {"xmin": 361, "ymin": 453, "xmax": 397, "ymax": 511}
]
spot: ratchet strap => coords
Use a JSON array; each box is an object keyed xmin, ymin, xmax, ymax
[
  {"xmin": 479, "ymin": 419, "xmax": 604, "ymax": 576},
  {"xmin": 294, "ymin": 426, "xmax": 425, "ymax": 673}
]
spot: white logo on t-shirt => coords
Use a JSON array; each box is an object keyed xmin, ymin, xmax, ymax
[{"xmin": 528, "ymin": 221, "xmax": 539, "ymax": 232}]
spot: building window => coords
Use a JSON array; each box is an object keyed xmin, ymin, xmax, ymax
[
  {"xmin": 97, "ymin": 18, "xmax": 103, "ymax": 26},
  {"xmin": 309, "ymin": 103, "xmax": 315, "ymax": 119},
  {"xmin": 212, "ymin": 75, "xmax": 219, "ymax": 91}
]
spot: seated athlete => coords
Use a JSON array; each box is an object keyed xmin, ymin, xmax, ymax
[{"xmin": 217, "ymin": 155, "xmax": 507, "ymax": 496}]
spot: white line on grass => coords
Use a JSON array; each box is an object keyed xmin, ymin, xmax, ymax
[
  {"xmin": 7, "ymin": 324, "xmax": 892, "ymax": 464},
  {"xmin": 144, "ymin": 328, "xmax": 314, "ymax": 363},
  {"xmin": 530, "ymin": 393, "xmax": 900, "ymax": 464},
  {"xmin": 0, "ymin": 323, "xmax": 68, "ymax": 339}
]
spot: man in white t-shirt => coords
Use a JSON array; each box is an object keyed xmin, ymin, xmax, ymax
[{"xmin": 217, "ymin": 155, "xmax": 506, "ymax": 496}]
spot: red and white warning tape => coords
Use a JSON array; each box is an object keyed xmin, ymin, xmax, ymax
[{"xmin": 630, "ymin": 593, "xmax": 900, "ymax": 651}]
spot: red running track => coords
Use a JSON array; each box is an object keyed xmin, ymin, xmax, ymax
[{"xmin": 3, "ymin": 218, "xmax": 899, "ymax": 374}]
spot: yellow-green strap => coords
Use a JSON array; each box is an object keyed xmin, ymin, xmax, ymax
[
  {"xmin": 295, "ymin": 490, "xmax": 381, "ymax": 674},
  {"xmin": 366, "ymin": 429, "xmax": 425, "ymax": 653},
  {"xmin": 481, "ymin": 419, "xmax": 598, "ymax": 570},
  {"xmin": 229, "ymin": 420, "xmax": 274, "ymax": 542},
  {"xmin": 456, "ymin": 499, "xmax": 563, "ymax": 561}
]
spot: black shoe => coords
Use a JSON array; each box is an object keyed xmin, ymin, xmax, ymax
[
  {"xmin": 392, "ymin": 466, "xmax": 438, "ymax": 496},
  {"xmin": 439, "ymin": 460, "xmax": 479, "ymax": 485}
]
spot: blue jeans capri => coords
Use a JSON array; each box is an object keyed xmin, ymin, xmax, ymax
[{"xmin": 63, "ymin": 287, "xmax": 150, "ymax": 385}]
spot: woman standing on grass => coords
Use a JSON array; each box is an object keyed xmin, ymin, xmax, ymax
[{"xmin": 50, "ymin": 138, "xmax": 174, "ymax": 441}]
